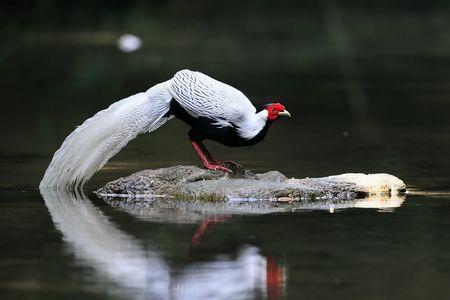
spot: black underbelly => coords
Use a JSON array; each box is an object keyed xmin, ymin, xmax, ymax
[{"xmin": 167, "ymin": 99, "xmax": 270, "ymax": 147}]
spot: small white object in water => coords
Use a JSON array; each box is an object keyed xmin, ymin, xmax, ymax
[
  {"xmin": 117, "ymin": 34, "xmax": 142, "ymax": 53},
  {"xmin": 329, "ymin": 205, "xmax": 335, "ymax": 213}
]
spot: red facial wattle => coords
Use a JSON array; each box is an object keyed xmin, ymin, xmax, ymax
[{"xmin": 265, "ymin": 103, "xmax": 288, "ymax": 120}]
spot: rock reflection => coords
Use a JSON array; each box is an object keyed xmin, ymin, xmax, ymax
[
  {"xmin": 40, "ymin": 188, "xmax": 284, "ymax": 300},
  {"xmin": 105, "ymin": 197, "xmax": 294, "ymax": 223},
  {"xmin": 353, "ymin": 194, "xmax": 406, "ymax": 211},
  {"xmin": 295, "ymin": 194, "xmax": 406, "ymax": 213},
  {"xmin": 103, "ymin": 193, "xmax": 407, "ymax": 223}
]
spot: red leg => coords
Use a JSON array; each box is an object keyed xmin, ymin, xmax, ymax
[
  {"xmin": 266, "ymin": 257, "xmax": 284, "ymax": 300},
  {"xmin": 195, "ymin": 141, "xmax": 218, "ymax": 164},
  {"xmin": 191, "ymin": 141, "xmax": 231, "ymax": 173},
  {"xmin": 196, "ymin": 143, "xmax": 241, "ymax": 168},
  {"xmin": 191, "ymin": 215, "xmax": 231, "ymax": 246}
]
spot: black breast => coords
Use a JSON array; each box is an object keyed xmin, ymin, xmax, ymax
[{"xmin": 167, "ymin": 99, "xmax": 272, "ymax": 147}]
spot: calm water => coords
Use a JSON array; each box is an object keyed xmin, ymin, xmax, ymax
[{"xmin": 2, "ymin": 5, "xmax": 450, "ymax": 299}]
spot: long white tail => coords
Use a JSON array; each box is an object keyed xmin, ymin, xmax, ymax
[{"xmin": 40, "ymin": 80, "xmax": 173, "ymax": 189}]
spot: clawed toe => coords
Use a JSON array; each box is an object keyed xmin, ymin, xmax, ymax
[
  {"xmin": 218, "ymin": 160, "xmax": 242, "ymax": 168},
  {"xmin": 204, "ymin": 164, "xmax": 232, "ymax": 173}
]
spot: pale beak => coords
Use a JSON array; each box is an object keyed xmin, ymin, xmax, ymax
[{"xmin": 278, "ymin": 110, "xmax": 291, "ymax": 117}]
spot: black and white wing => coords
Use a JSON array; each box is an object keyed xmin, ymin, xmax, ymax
[{"xmin": 169, "ymin": 70, "xmax": 256, "ymax": 125}]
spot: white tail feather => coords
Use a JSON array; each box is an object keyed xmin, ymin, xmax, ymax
[{"xmin": 40, "ymin": 80, "xmax": 173, "ymax": 189}]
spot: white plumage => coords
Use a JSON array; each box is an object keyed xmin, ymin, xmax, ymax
[
  {"xmin": 169, "ymin": 70, "xmax": 268, "ymax": 140},
  {"xmin": 40, "ymin": 80, "xmax": 173, "ymax": 188},
  {"xmin": 170, "ymin": 70, "xmax": 257, "ymax": 123},
  {"xmin": 40, "ymin": 70, "xmax": 289, "ymax": 189}
]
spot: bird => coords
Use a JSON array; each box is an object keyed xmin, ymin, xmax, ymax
[{"xmin": 40, "ymin": 69, "xmax": 291, "ymax": 189}]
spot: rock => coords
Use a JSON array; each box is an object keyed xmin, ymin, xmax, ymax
[
  {"xmin": 255, "ymin": 171, "xmax": 287, "ymax": 182},
  {"xmin": 95, "ymin": 165, "xmax": 406, "ymax": 202}
]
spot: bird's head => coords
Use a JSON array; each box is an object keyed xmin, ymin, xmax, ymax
[{"xmin": 264, "ymin": 103, "xmax": 291, "ymax": 121}]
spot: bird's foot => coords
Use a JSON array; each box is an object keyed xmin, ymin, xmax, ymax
[
  {"xmin": 202, "ymin": 160, "xmax": 246, "ymax": 177},
  {"xmin": 218, "ymin": 160, "xmax": 242, "ymax": 169},
  {"xmin": 203, "ymin": 163, "xmax": 232, "ymax": 173},
  {"xmin": 217, "ymin": 160, "xmax": 246, "ymax": 177}
]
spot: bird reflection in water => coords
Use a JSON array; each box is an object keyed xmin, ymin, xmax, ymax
[
  {"xmin": 190, "ymin": 215, "xmax": 232, "ymax": 246},
  {"xmin": 40, "ymin": 188, "xmax": 285, "ymax": 300}
]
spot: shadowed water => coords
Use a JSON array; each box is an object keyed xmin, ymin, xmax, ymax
[{"xmin": 1, "ymin": 2, "xmax": 450, "ymax": 299}]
